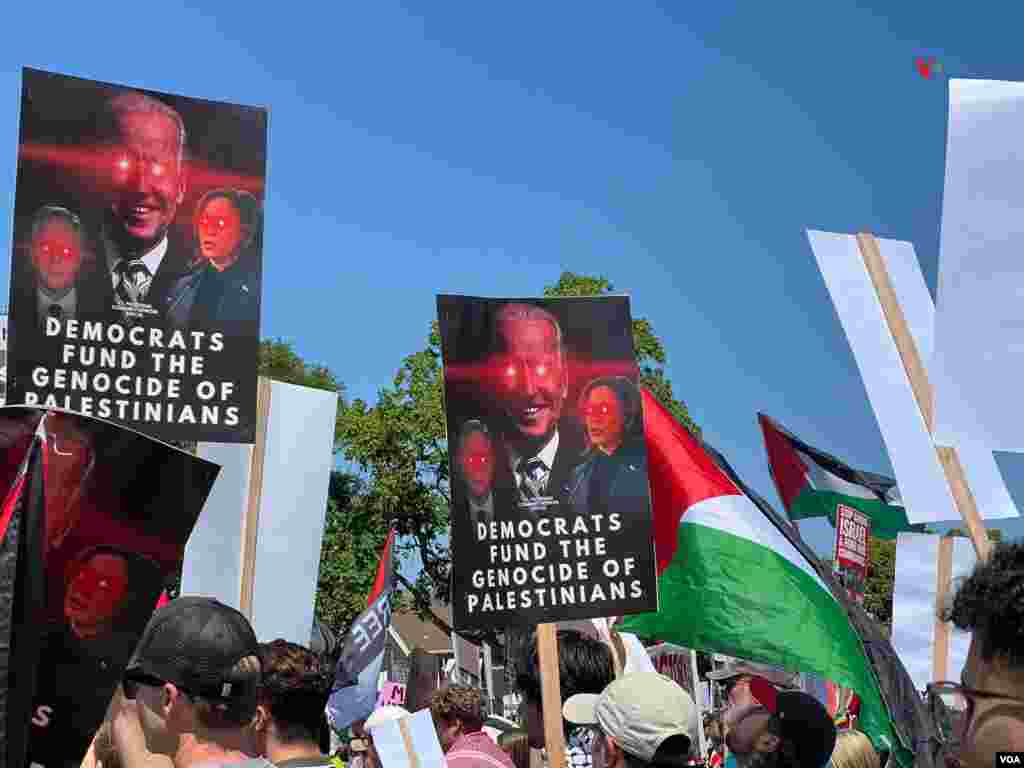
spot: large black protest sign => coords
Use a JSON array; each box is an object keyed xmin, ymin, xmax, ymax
[
  {"xmin": 437, "ymin": 295, "xmax": 658, "ymax": 630},
  {"xmin": 7, "ymin": 68, "xmax": 267, "ymax": 443},
  {"xmin": 0, "ymin": 407, "xmax": 219, "ymax": 768}
]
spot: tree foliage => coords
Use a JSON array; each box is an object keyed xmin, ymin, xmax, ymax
[{"xmin": 335, "ymin": 272, "xmax": 699, "ymax": 638}]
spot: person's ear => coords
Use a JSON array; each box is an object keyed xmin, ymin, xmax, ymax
[{"xmin": 252, "ymin": 703, "xmax": 270, "ymax": 733}]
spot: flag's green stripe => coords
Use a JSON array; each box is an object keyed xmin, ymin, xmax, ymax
[
  {"xmin": 788, "ymin": 489, "xmax": 926, "ymax": 540},
  {"xmin": 619, "ymin": 521, "xmax": 900, "ymax": 758}
]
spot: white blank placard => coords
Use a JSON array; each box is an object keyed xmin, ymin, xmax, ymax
[
  {"xmin": 877, "ymin": 237, "xmax": 1017, "ymax": 520},
  {"xmin": 807, "ymin": 230, "xmax": 957, "ymax": 523},
  {"xmin": 892, "ymin": 533, "xmax": 977, "ymax": 692},
  {"xmin": 249, "ymin": 380, "xmax": 337, "ymax": 644},
  {"xmin": 934, "ymin": 79, "xmax": 1024, "ymax": 451},
  {"xmin": 180, "ymin": 442, "xmax": 254, "ymax": 610}
]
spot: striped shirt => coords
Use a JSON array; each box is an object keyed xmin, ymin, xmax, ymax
[{"xmin": 447, "ymin": 731, "xmax": 515, "ymax": 768}]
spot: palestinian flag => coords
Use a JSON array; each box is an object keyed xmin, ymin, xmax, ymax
[
  {"xmin": 618, "ymin": 391, "xmax": 915, "ymax": 766},
  {"xmin": 759, "ymin": 413, "xmax": 926, "ymax": 540}
]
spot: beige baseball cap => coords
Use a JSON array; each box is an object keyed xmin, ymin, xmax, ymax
[{"xmin": 562, "ymin": 672, "xmax": 696, "ymax": 763}]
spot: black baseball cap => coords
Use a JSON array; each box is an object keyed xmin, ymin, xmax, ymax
[{"xmin": 126, "ymin": 596, "xmax": 261, "ymax": 700}]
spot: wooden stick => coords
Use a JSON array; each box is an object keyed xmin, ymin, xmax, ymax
[
  {"xmin": 932, "ymin": 536, "xmax": 954, "ymax": 682},
  {"xmin": 239, "ymin": 375, "xmax": 272, "ymax": 618},
  {"xmin": 855, "ymin": 232, "xmax": 991, "ymax": 560},
  {"xmin": 399, "ymin": 717, "xmax": 420, "ymax": 768},
  {"xmin": 537, "ymin": 623, "xmax": 567, "ymax": 768}
]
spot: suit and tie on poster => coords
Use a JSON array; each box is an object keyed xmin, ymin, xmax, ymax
[
  {"xmin": 7, "ymin": 68, "xmax": 267, "ymax": 443},
  {"xmin": 437, "ymin": 295, "xmax": 658, "ymax": 630},
  {"xmin": 0, "ymin": 407, "xmax": 219, "ymax": 768}
]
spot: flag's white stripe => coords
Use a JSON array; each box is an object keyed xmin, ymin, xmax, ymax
[
  {"xmin": 681, "ymin": 494, "xmax": 834, "ymax": 598},
  {"xmin": 795, "ymin": 448, "xmax": 877, "ymax": 501}
]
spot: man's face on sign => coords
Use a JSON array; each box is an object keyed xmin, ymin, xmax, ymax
[
  {"xmin": 32, "ymin": 216, "xmax": 83, "ymax": 293},
  {"xmin": 494, "ymin": 308, "xmax": 567, "ymax": 447},
  {"xmin": 107, "ymin": 109, "xmax": 186, "ymax": 253},
  {"xmin": 64, "ymin": 552, "xmax": 129, "ymax": 635},
  {"xmin": 460, "ymin": 430, "xmax": 495, "ymax": 499}
]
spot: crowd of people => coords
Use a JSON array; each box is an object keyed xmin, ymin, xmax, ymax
[{"xmin": 69, "ymin": 539, "xmax": 1024, "ymax": 768}]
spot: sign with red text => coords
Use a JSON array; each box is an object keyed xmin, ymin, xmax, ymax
[{"xmin": 834, "ymin": 504, "xmax": 869, "ymax": 603}]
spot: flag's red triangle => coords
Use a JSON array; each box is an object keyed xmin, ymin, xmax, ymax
[
  {"xmin": 368, "ymin": 527, "xmax": 396, "ymax": 606},
  {"xmin": 758, "ymin": 414, "xmax": 810, "ymax": 512}
]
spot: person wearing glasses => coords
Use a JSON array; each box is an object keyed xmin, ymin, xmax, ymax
[
  {"xmin": 926, "ymin": 540, "xmax": 1024, "ymax": 768},
  {"xmin": 108, "ymin": 596, "xmax": 269, "ymax": 768}
]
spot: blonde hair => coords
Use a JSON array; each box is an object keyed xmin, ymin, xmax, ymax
[
  {"xmin": 192, "ymin": 655, "xmax": 262, "ymax": 733},
  {"xmin": 829, "ymin": 731, "xmax": 879, "ymax": 768}
]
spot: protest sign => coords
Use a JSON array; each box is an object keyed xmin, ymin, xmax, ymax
[
  {"xmin": 370, "ymin": 708, "xmax": 446, "ymax": 768},
  {"xmin": 437, "ymin": 295, "xmax": 658, "ymax": 629},
  {"xmin": 7, "ymin": 68, "xmax": 267, "ymax": 443},
  {"xmin": 378, "ymin": 682, "xmax": 407, "ymax": 707},
  {"xmin": 834, "ymin": 504, "xmax": 869, "ymax": 603},
  {"xmin": 0, "ymin": 407, "xmax": 218, "ymax": 768}
]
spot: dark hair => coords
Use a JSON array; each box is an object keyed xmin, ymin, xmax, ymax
[
  {"xmin": 944, "ymin": 539, "xmax": 1024, "ymax": 667},
  {"xmin": 578, "ymin": 376, "xmax": 642, "ymax": 442},
  {"xmin": 64, "ymin": 545, "xmax": 162, "ymax": 630},
  {"xmin": 429, "ymin": 684, "xmax": 485, "ymax": 732},
  {"xmin": 515, "ymin": 629, "xmax": 614, "ymax": 736},
  {"xmin": 194, "ymin": 188, "xmax": 262, "ymax": 255},
  {"xmin": 258, "ymin": 639, "xmax": 333, "ymax": 745}
]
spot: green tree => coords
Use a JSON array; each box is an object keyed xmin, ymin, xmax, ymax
[
  {"xmin": 863, "ymin": 535, "xmax": 896, "ymax": 629},
  {"xmin": 337, "ymin": 272, "xmax": 699, "ymax": 638}
]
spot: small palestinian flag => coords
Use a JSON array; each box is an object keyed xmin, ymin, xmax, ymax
[{"xmin": 759, "ymin": 414, "xmax": 927, "ymax": 540}]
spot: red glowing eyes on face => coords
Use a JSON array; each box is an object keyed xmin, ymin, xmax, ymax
[
  {"xmin": 583, "ymin": 404, "xmax": 613, "ymax": 419},
  {"xmin": 198, "ymin": 216, "xmax": 228, "ymax": 232},
  {"xmin": 502, "ymin": 360, "xmax": 554, "ymax": 384},
  {"xmin": 465, "ymin": 454, "xmax": 489, "ymax": 467},
  {"xmin": 113, "ymin": 154, "xmax": 166, "ymax": 181}
]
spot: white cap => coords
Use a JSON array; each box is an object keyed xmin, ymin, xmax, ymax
[
  {"xmin": 563, "ymin": 672, "xmax": 696, "ymax": 762},
  {"xmin": 365, "ymin": 705, "xmax": 410, "ymax": 731}
]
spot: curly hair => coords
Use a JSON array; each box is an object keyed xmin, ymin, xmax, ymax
[
  {"xmin": 258, "ymin": 639, "xmax": 333, "ymax": 744},
  {"xmin": 429, "ymin": 684, "xmax": 484, "ymax": 731},
  {"xmin": 943, "ymin": 539, "xmax": 1024, "ymax": 667}
]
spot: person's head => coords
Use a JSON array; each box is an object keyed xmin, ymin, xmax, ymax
[
  {"xmin": 429, "ymin": 684, "xmax": 485, "ymax": 753},
  {"xmin": 63, "ymin": 547, "xmax": 130, "ymax": 637},
  {"xmin": 492, "ymin": 303, "xmax": 568, "ymax": 451},
  {"xmin": 564, "ymin": 672, "xmax": 696, "ymax": 768},
  {"xmin": 29, "ymin": 205, "xmax": 85, "ymax": 295},
  {"xmin": 937, "ymin": 540, "xmax": 1024, "ymax": 767},
  {"xmin": 515, "ymin": 629, "xmax": 614, "ymax": 750},
  {"xmin": 363, "ymin": 706, "xmax": 410, "ymax": 768},
  {"xmin": 578, "ymin": 377, "xmax": 640, "ymax": 456},
  {"xmin": 726, "ymin": 691, "xmax": 836, "ymax": 768},
  {"xmin": 253, "ymin": 640, "xmax": 332, "ymax": 759},
  {"xmin": 498, "ymin": 730, "xmax": 531, "ymax": 768},
  {"xmin": 458, "ymin": 420, "xmax": 496, "ymax": 500},
  {"xmin": 99, "ymin": 91, "xmax": 187, "ymax": 255},
  {"xmin": 707, "ymin": 661, "xmax": 797, "ymax": 712},
  {"xmin": 828, "ymin": 730, "xmax": 879, "ymax": 768},
  {"xmin": 121, "ymin": 596, "xmax": 262, "ymax": 758},
  {"xmin": 194, "ymin": 188, "xmax": 261, "ymax": 271}
]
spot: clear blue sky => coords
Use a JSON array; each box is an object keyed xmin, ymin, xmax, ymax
[{"xmin": 2, "ymin": 2, "xmax": 1024, "ymax": 560}]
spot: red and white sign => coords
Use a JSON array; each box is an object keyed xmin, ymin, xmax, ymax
[{"xmin": 835, "ymin": 504, "xmax": 869, "ymax": 572}]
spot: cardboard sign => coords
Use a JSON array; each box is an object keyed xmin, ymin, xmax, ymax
[
  {"xmin": 0, "ymin": 407, "xmax": 219, "ymax": 768},
  {"xmin": 378, "ymin": 681, "xmax": 407, "ymax": 707},
  {"xmin": 7, "ymin": 68, "xmax": 267, "ymax": 443},
  {"xmin": 370, "ymin": 708, "xmax": 446, "ymax": 768},
  {"xmin": 437, "ymin": 295, "xmax": 658, "ymax": 629}
]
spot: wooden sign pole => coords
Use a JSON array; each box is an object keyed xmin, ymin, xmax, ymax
[
  {"xmin": 537, "ymin": 623, "xmax": 567, "ymax": 768},
  {"xmin": 398, "ymin": 718, "xmax": 421, "ymax": 768},
  {"xmin": 239, "ymin": 375, "xmax": 273, "ymax": 619},
  {"xmin": 932, "ymin": 536, "xmax": 954, "ymax": 682},
  {"xmin": 855, "ymin": 233, "xmax": 992, "ymax": 561}
]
